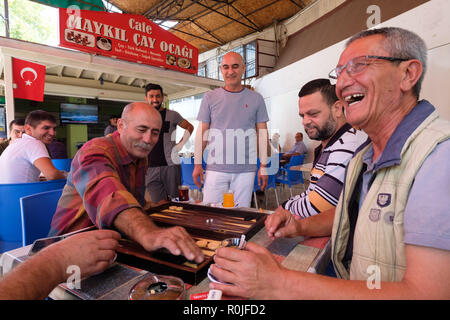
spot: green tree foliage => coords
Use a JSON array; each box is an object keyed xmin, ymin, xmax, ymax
[{"xmin": 0, "ymin": 0, "xmax": 58, "ymax": 45}]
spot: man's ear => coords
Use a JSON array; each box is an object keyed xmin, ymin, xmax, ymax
[
  {"xmin": 331, "ymin": 100, "xmax": 344, "ymax": 118},
  {"xmin": 116, "ymin": 118, "xmax": 125, "ymax": 133},
  {"xmin": 400, "ymin": 59, "xmax": 423, "ymax": 93},
  {"xmin": 24, "ymin": 124, "xmax": 33, "ymax": 135}
]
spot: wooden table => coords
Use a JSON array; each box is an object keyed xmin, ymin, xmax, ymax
[{"xmin": 289, "ymin": 162, "xmax": 313, "ymax": 172}]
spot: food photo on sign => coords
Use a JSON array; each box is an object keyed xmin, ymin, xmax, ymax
[{"xmin": 58, "ymin": 8, "xmax": 198, "ymax": 74}]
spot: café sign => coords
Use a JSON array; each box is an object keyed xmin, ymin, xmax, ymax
[{"xmin": 59, "ymin": 8, "xmax": 198, "ymax": 74}]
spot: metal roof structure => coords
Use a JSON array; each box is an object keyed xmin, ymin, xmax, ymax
[{"xmin": 106, "ymin": 0, "xmax": 316, "ymax": 53}]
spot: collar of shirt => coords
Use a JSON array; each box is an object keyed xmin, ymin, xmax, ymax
[
  {"xmin": 21, "ymin": 133, "xmax": 36, "ymax": 141},
  {"xmin": 366, "ymin": 100, "xmax": 435, "ymax": 173}
]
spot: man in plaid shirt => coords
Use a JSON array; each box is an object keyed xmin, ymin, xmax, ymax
[{"xmin": 50, "ymin": 102, "xmax": 204, "ymax": 264}]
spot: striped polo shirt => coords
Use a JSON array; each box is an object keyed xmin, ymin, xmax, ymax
[{"xmin": 283, "ymin": 123, "xmax": 367, "ymax": 218}]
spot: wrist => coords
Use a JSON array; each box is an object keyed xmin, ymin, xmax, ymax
[
  {"xmin": 271, "ymin": 266, "xmax": 292, "ymax": 299},
  {"xmin": 37, "ymin": 243, "xmax": 69, "ymax": 283}
]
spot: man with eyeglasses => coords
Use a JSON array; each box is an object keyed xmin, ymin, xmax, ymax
[
  {"xmin": 0, "ymin": 118, "xmax": 25, "ymax": 156},
  {"xmin": 208, "ymin": 27, "xmax": 450, "ymax": 299}
]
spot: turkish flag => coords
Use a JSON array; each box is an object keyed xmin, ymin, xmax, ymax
[{"xmin": 12, "ymin": 58, "xmax": 46, "ymax": 102}]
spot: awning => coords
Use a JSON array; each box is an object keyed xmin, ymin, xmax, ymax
[
  {"xmin": 0, "ymin": 36, "xmax": 223, "ymax": 132},
  {"xmin": 31, "ymin": 0, "xmax": 105, "ymax": 11}
]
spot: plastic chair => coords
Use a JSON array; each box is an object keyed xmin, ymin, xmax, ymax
[
  {"xmin": 253, "ymin": 157, "xmax": 280, "ymax": 210},
  {"xmin": 51, "ymin": 158, "xmax": 72, "ymax": 171},
  {"xmin": 0, "ymin": 179, "xmax": 66, "ymax": 253},
  {"xmin": 180, "ymin": 157, "xmax": 202, "ymax": 191},
  {"xmin": 20, "ymin": 189, "xmax": 63, "ymax": 246},
  {"xmin": 275, "ymin": 154, "xmax": 305, "ymax": 197}
]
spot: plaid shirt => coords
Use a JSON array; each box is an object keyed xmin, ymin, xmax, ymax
[{"xmin": 49, "ymin": 131, "xmax": 147, "ymax": 236}]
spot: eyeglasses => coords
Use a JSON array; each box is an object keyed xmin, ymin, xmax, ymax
[{"xmin": 328, "ymin": 55, "xmax": 410, "ymax": 80}]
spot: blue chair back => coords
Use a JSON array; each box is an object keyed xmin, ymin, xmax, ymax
[
  {"xmin": 51, "ymin": 158, "xmax": 72, "ymax": 171},
  {"xmin": 285, "ymin": 155, "xmax": 305, "ymax": 185},
  {"xmin": 180, "ymin": 157, "xmax": 202, "ymax": 190},
  {"xmin": 0, "ymin": 179, "xmax": 66, "ymax": 252},
  {"xmin": 20, "ymin": 189, "xmax": 63, "ymax": 246}
]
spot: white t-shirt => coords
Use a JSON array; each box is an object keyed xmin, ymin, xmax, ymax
[{"xmin": 0, "ymin": 133, "xmax": 50, "ymax": 183}]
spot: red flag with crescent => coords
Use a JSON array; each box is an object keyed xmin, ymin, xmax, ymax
[{"xmin": 12, "ymin": 58, "xmax": 46, "ymax": 102}]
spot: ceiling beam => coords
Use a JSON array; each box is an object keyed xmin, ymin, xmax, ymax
[
  {"xmin": 192, "ymin": 0, "xmax": 259, "ymax": 32},
  {"xmin": 290, "ymin": 0, "xmax": 306, "ymax": 9},
  {"xmin": 170, "ymin": 27, "xmax": 224, "ymax": 45},
  {"xmin": 228, "ymin": 3, "xmax": 260, "ymax": 31},
  {"xmin": 189, "ymin": 19, "xmax": 226, "ymax": 44}
]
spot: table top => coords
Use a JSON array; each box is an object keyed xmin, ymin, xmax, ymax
[
  {"xmin": 0, "ymin": 210, "xmax": 330, "ymax": 300},
  {"xmin": 289, "ymin": 162, "xmax": 313, "ymax": 172}
]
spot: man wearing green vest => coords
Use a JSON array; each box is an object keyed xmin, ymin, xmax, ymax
[{"xmin": 208, "ymin": 27, "xmax": 450, "ymax": 299}]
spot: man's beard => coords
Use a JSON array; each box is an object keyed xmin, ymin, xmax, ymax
[
  {"xmin": 153, "ymin": 102, "xmax": 163, "ymax": 109},
  {"xmin": 305, "ymin": 118, "xmax": 337, "ymax": 141}
]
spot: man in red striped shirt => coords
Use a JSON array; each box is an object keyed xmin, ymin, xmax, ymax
[{"xmin": 50, "ymin": 102, "xmax": 204, "ymax": 264}]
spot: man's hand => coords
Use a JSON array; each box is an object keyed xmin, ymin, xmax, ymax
[
  {"xmin": 114, "ymin": 208, "xmax": 204, "ymax": 264},
  {"xmin": 257, "ymin": 167, "xmax": 268, "ymax": 191},
  {"xmin": 49, "ymin": 229, "xmax": 121, "ymax": 280},
  {"xmin": 265, "ymin": 206, "xmax": 302, "ymax": 239},
  {"xmin": 209, "ymin": 242, "xmax": 287, "ymax": 299},
  {"xmin": 0, "ymin": 230, "xmax": 121, "ymax": 300},
  {"xmin": 192, "ymin": 164, "xmax": 204, "ymax": 189},
  {"xmin": 139, "ymin": 226, "xmax": 204, "ymax": 263}
]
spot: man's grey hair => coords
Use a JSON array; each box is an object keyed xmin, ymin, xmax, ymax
[{"xmin": 346, "ymin": 27, "xmax": 427, "ymax": 98}]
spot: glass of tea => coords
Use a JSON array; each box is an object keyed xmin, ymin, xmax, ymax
[{"xmin": 178, "ymin": 185, "xmax": 189, "ymax": 201}]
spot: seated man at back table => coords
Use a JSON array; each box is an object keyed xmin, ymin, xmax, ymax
[
  {"xmin": 0, "ymin": 118, "xmax": 25, "ymax": 156},
  {"xmin": 49, "ymin": 102, "xmax": 204, "ymax": 264},
  {"xmin": 267, "ymin": 79, "xmax": 367, "ymax": 233},
  {"xmin": 0, "ymin": 110, "xmax": 67, "ymax": 183},
  {"xmin": 281, "ymin": 132, "xmax": 308, "ymax": 163}
]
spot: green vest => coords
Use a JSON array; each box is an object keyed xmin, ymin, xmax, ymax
[{"xmin": 331, "ymin": 110, "xmax": 450, "ymax": 281}]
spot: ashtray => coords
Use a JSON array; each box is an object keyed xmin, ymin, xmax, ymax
[{"xmin": 128, "ymin": 274, "xmax": 185, "ymax": 300}]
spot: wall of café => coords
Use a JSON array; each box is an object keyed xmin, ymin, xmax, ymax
[{"xmin": 254, "ymin": 0, "xmax": 450, "ymax": 162}]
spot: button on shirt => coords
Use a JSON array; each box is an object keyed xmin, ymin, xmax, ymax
[{"xmin": 49, "ymin": 131, "xmax": 147, "ymax": 236}]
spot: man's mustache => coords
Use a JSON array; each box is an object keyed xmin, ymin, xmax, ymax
[{"xmin": 134, "ymin": 142, "xmax": 152, "ymax": 150}]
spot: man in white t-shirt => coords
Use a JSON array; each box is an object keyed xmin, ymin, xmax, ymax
[{"xmin": 0, "ymin": 110, "xmax": 67, "ymax": 183}]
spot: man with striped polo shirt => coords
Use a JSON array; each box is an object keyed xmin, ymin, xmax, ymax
[{"xmin": 266, "ymin": 79, "xmax": 367, "ymax": 237}]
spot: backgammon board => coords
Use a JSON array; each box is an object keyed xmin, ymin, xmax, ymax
[{"xmin": 116, "ymin": 202, "xmax": 267, "ymax": 285}]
